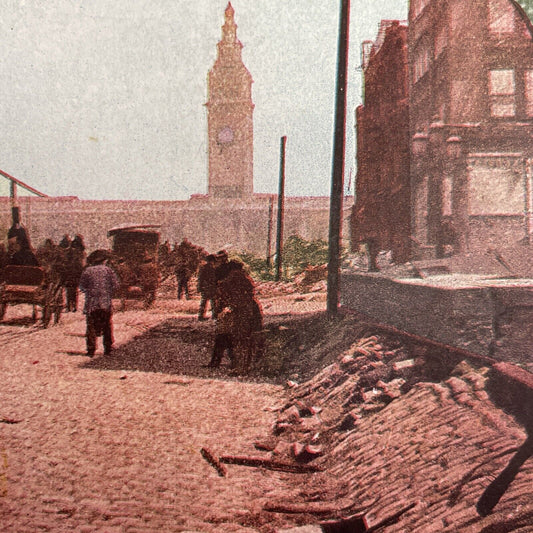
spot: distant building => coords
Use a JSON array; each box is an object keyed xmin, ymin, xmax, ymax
[
  {"xmin": 206, "ymin": 2, "xmax": 254, "ymax": 199},
  {"xmin": 351, "ymin": 20, "xmax": 410, "ymax": 263},
  {"xmin": 0, "ymin": 2, "xmax": 355, "ymax": 254}
]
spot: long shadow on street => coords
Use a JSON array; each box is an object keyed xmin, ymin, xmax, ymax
[
  {"xmin": 80, "ymin": 311, "xmax": 361, "ymax": 383},
  {"xmin": 81, "ymin": 316, "xmax": 218, "ymax": 378}
]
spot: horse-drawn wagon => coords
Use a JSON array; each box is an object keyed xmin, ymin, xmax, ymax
[
  {"xmin": 107, "ymin": 225, "xmax": 161, "ymax": 309},
  {"xmin": 0, "ymin": 265, "xmax": 63, "ymax": 326}
]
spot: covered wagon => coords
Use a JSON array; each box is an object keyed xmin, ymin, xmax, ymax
[{"xmin": 107, "ymin": 224, "xmax": 161, "ymax": 309}]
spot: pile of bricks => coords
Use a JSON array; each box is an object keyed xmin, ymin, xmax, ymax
[{"xmin": 263, "ymin": 335, "xmax": 533, "ymax": 532}]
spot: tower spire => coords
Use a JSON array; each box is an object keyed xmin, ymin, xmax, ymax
[{"xmin": 218, "ymin": 1, "xmax": 241, "ymax": 61}]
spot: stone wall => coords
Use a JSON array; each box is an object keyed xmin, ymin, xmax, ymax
[
  {"xmin": 341, "ymin": 271, "xmax": 533, "ymax": 365},
  {"xmin": 0, "ymin": 195, "xmax": 354, "ymax": 257}
]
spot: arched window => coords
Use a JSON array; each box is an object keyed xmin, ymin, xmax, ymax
[{"xmin": 413, "ymin": 45, "xmax": 431, "ymax": 83}]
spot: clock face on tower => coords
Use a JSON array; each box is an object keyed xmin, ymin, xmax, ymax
[{"xmin": 217, "ymin": 126, "xmax": 234, "ymax": 144}]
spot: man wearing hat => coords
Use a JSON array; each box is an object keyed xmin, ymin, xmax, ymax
[{"xmin": 79, "ymin": 250, "xmax": 120, "ymax": 356}]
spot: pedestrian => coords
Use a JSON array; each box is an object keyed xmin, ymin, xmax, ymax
[
  {"xmin": 59, "ymin": 234, "xmax": 71, "ymax": 249},
  {"xmin": 36, "ymin": 238, "xmax": 57, "ymax": 267},
  {"xmin": 64, "ymin": 235, "xmax": 86, "ymax": 312},
  {"xmin": 207, "ymin": 304, "xmax": 234, "ymax": 368},
  {"xmin": 8, "ymin": 232, "xmax": 39, "ymax": 266},
  {"xmin": 79, "ymin": 249, "xmax": 120, "ymax": 357},
  {"xmin": 206, "ymin": 250, "xmax": 233, "ymax": 368},
  {"xmin": 137, "ymin": 252, "xmax": 159, "ymax": 308},
  {"xmin": 197, "ymin": 254, "xmax": 217, "ymax": 321},
  {"xmin": 174, "ymin": 239, "xmax": 193, "ymax": 300},
  {"xmin": 208, "ymin": 260, "xmax": 263, "ymax": 373},
  {"xmin": 219, "ymin": 261, "xmax": 263, "ymax": 374},
  {"xmin": 214, "ymin": 249, "xmax": 231, "ymax": 282}
]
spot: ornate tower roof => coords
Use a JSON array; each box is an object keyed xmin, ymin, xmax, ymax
[{"xmin": 207, "ymin": 2, "xmax": 253, "ymax": 107}]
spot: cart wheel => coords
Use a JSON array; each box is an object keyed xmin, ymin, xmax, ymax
[
  {"xmin": 42, "ymin": 305, "xmax": 52, "ymax": 328},
  {"xmin": 0, "ymin": 303, "xmax": 6, "ymax": 321}
]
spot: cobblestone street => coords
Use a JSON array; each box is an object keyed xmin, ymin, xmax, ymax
[{"xmin": 0, "ymin": 302, "xmax": 295, "ymax": 533}]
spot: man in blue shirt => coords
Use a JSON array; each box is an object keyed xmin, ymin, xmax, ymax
[{"xmin": 79, "ymin": 250, "xmax": 120, "ymax": 356}]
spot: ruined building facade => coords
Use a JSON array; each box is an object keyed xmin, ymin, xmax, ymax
[
  {"xmin": 352, "ymin": 21, "xmax": 410, "ymax": 263},
  {"xmin": 353, "ymin": 0, "xmax": 533, "ymax": 263}
]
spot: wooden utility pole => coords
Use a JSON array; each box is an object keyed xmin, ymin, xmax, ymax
[
  {"xmin": 327, "ymin": 0, "xmax": 350, "ymax": 317},
  {"xmin": 266, "ymin": 196, "xmax": 274, "ymax": 268},
  {"xmin": 10, "ymin": 180, "xmax": 19, "ymax": 226},
  {"xmin": 275, "ymin": 136, "xmax": 287, "ymax": 281}
]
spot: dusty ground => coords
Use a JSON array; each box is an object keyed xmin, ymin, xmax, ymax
[{"xmin": 0, "ymin": 287, "xmax": 332, "ymax": 533}]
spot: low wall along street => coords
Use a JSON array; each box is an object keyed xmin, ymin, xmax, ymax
[
  {"xmin": 341, "ymin": 271, "xmax": 533, "ymax": 367},
  {"xmin": 0, "ymin": 195, "xmax": 354, "ymax": 256}
]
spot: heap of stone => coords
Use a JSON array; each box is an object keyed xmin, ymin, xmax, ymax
[
  {"xmin": 293, "ymin": 265, "xmax": 328, "ymax": 291},
  {"xmin": 262, "ymin": 336, "xmax": 533, "ymax": 532}
]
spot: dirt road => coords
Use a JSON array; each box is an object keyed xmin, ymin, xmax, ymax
[{"xmin": 0, "ymin": 295, "xmax": 326, "ymax": 532}]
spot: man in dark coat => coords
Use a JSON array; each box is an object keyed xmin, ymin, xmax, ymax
[
  {"xmin": 197, "ymin": 254, "xmax": 217, "ymax": 321},
  {"xmin": 8, "ymin": 232, "xmax": 39, "ymax": 267},
  {"xmin": 79, "ymin": 250, "xmax": 119, "ymax": 356},
  {"xmin": 64, "ymin": 235, "xmax": 86, "ymax": 312},
  {"xmin": 208, "ymin": 260, "xmax": 263, "ymax": 373},
  {"xmin": 174, "ymin": 239, "xmax": 194, "ymax": 300}
]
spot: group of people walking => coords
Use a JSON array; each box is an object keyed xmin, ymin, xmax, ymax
[{"xmin": 3, "ymin": 228, "xmax": 264, "ymax": 374}]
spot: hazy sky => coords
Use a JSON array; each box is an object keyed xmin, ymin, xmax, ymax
[{"xmin": 0, "ymin": 1, "xmax": 408, "ymax": 200}]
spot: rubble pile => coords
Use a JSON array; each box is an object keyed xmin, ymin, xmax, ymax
[
  {"xmin": 270, "ymin": 336, "xmax": 420, "ymax": 464},
  {"xmin": 255, "ymin": 267, "xmax": 328, "ymax": 299},
  {"xmin": 255, "ymin": 281, "xmax": 299, "ymax": 297},
  {"xmin": 253, "ymin": 335, "xmax": 533, "ymax": 532},
  {"xmin": 293, "ymin": 265, "xmax": 327, "ymax": 291}
]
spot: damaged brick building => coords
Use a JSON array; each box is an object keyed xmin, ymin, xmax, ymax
[
  {"xmin": 352, "ymin": 21, "xmax": 410, "ymax": 264},
  {"xmin": 352, "ymin": 0, "xmax": 533, "ymax": 265}
]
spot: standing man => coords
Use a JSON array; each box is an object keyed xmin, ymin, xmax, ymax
[
  {"xmin": 197, "ymin": 254, "xmax": 217, "ymax": 321},
  {"xmin": 79, "ymin": 250, "xmax": 120, "ymax": 357},
  {"xmin": 174, "ymin": 239, "xmax": 193, "ymax": 300},
  {"xmin": 137, "ymin": 252, "xmax": 160, "ymax": 309},
  {"xmin": 64, "ymin": 234, "xmax": 86, "ymax": 312},
  {"xmin": 8, "ymin": 232, "xmax": 39, "ymax": 266}
]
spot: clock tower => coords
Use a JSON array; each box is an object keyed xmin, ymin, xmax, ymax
[{"xmin": 206, "ymin": 2, "xmax": 254, "ymax": 198}]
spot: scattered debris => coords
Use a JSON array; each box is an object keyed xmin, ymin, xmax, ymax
[
  {"xmin": 291, "ymin": 442, "xmax": 323, "ymax": 463},
  {"xmin": 163, "ymin": 378, "xmax": 192, "ymax": 386},
  {"xmin": 393, "ymin": 359, "xmax": 415, "ymax": 371},
  {"xmin": 218, "ymin": 454, "xmax": 323, "ymax": 474},
  {"xmin": 0, "ymin": 417, "xmax": 22, "ymax": 424},
  {"xmin": 254, "ymin": 439, "xmax": 277, "ymax": 452},
  {"xmin": 201, "ymin": 446, "xmax": 323, "ymax": 475},
  {"xmin": 318, "ymin": 502, "xmax": 417, "ymax": 533},
  {"xmin": 264, "ymin": 499, "xmax": 353, "ymax": 516},
  {"xmin": 293, "ymin": 265, "xmax": 328, "ymax": 290},
  {"xmin": 200, "ymin": 447, "xmax": 227, "ymax": 477}
]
